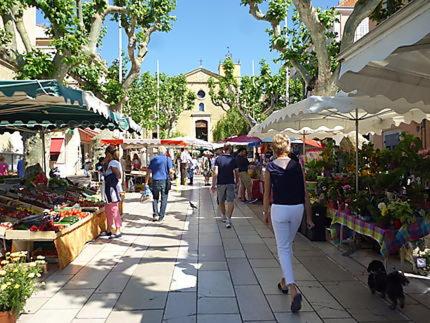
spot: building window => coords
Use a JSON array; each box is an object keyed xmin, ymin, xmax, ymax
[
  {"xmin": 384, "ymin": 131, "xmax": 400, "ymax": 150},
  {"xmin": 199, "ymin": 103, "xmax": 205, "ymax": 112},
  {"xmin": 197, "ymin": 90, "xmax": 206, "ymax": 99}
]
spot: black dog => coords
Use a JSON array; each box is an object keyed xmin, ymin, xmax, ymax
[
  {"xmin": 386, "ymin": 271, "xmax": 409, "ymax": 310},
  {"xmin": 367, "ymin": 260, "xmax": 387, "ymax": 298}
]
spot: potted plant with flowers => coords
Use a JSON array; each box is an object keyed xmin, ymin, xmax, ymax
[
  {"xmin": 378, "ymin": 199, "xmax": 415, "ymax": 229},
  {"xmin": 0, "ymin": 252, "xmax": 45, "ymax": 322}
]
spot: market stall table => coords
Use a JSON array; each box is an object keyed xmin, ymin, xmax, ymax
[
  {"xmin": 331, "ymin": 211, "xmax": 430, "ymax": 257},
  {"xmin": 0, "ymin": 192, "xmax": 107, "ymax": 269},
  {"xmin": 2, "ymin": 207, "xmax": 107, "ymax": 269}
]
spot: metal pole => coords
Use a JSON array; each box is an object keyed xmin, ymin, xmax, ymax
[
  {"xmin": 118, "ymin": 20, "xmax": 122, "ymax": 84},
  {"xmin": 302, "ymin": 132, "xmax": 306, "ymax": 163},
  {"xmin": 41, "ymin": 130, "xmax": 47, "ymax": 175},
  {"xmin": 355, "ymin": 108, "xmax": 359, "ymax": 193},
  {"xmin": 156, "ymin": 60, "xmax": 160, "ymax": 139},
  {"xmin": 285, "ymin": 11, "xmax": 289, "ymax": 107}
]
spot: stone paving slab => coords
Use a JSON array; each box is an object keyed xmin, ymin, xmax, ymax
[
  {"xmin": 197, "ymin": 297, "xmax": 239, "ymax": 314},
  {"xmin": 235, "ymin": 285, "xmax": 275, "ymax": 321},
  {"xmin": 227, "ymin": 258, "xmax": 258, "ymax": 285},
  {"xmin": 18, "ymin": 182, "xmax": 426, "ymax": 323},
  {"xmin": 198, "ymin": 271, "xmax": 235, "ymax": 297}
]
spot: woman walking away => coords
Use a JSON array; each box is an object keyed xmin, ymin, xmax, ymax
[
  {"xmin": 263, "ymin": 134, "xmax": 314, "ymax": 313},
  {"xmin": 103, "ymin": 145, "xmax": 123, "ymax": 239},
  {"xmin": 201, "ymin": 151, "xmax": 212, "ymax": 186}
]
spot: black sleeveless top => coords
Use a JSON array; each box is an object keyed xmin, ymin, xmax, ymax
[{"xmin": 266, "ymin": 154, "xmax": 305, "ymax": 205}]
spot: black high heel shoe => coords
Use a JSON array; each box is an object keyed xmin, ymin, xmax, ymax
[{"xmin": 277, "ymin": 282, "xmax": 289, "ymax": 294}]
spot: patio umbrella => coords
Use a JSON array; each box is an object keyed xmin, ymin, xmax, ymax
[{"xmin": 250, "ymin": 92, "xmax": 430, "ymax": 192}]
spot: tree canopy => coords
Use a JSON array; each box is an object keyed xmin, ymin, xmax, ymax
[
  {"xmin": 124, "ymin": 72, "xmax": 195, "ymax": 138},
  {"xmin": 213, "ymin": 107, "xmax": 250, "ymax": 142},
  {"xmin": 209, "ymin": 56, "xmax": 302, "ymax": 128},
  {"xmin": 0, "ymin": 0, "xmax": 176, "ymax": 109},
  {"xmin": 241, "ymin": 0, "xmax": 383, "ymax": 96}
]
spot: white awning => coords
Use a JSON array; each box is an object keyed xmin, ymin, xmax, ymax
[
  {"xmin": 249, "ymin": 92, "xmax": 430, "ymax": 136},
  {"xmin": 337, "ymin": 0, "xmax": 430, "ymax": 104}
]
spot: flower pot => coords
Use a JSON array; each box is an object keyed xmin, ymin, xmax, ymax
[
  {"xmin": 0, "ymin": 312, "xmax": 16, "ymax": 323},
  {"xmin": 328, "ymin": 200, "xmax": 337, "ymax": 210}
]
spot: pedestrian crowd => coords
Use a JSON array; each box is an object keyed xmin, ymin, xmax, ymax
[{"xmin": 97, "ymin": 135, "xmax": 314, "ymax": 313}]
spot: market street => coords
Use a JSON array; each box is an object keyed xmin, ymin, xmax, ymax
[{"xmin": 18, "ymin": 182, "xmax": 430, "ymax": 323}]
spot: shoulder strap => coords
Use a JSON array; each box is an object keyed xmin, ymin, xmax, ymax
[{"xmin": 165, "ymin": 157, "xmax": 170, "ymax": 177}]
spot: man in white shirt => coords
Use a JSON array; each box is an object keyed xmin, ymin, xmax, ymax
[{"xmin": 180, "ymin": 148, "xmax": 192, "ymax": 185}]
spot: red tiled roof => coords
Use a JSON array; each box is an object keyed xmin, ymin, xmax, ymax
[{"xmin": 338, "ymin": 0, "xmax": 358, "ymax": 7}]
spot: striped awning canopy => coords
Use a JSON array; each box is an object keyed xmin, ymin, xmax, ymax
[{"xmin": 0, "ymin": 80, "xmax": 142, "ymax": 134}]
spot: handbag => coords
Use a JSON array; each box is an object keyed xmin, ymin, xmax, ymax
[
  {"xmin": 104, "ymin": 173, "xmax": 120, "ymax": 203},
  {"xmin": 165, "ymin": 157, "xmax": 172, "ymax": 192}
]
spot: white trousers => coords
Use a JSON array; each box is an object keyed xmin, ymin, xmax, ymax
[{"xmin": 271, "ymin": 203, "xmax": 304, "ymax": 285}]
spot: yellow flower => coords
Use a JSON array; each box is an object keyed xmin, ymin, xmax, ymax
[
  {"xmin": 29, "ymin": 262, "xmax": 37, "ymax": 267},
  {"xmin": 0, "ymin": 284, "xmax": 7, "ymax": 290},
  {"xmin": 36, "ymin": 273, "xmax": 41, "ymax": 278},
  {"xmin": 13, "ymin": 269, "xmax": 18, "ymax": 273},
  {"xmin": 1, "ymin": 260, "xmax": 9, "ymax": 265},
  {"xmin": 36, "ymin": 256, "xmax": 45, "ymax": 260},
  {"xmin": 14, "ymin": 284, "xmax": 20, "ymax": 289},
  {"xmin": 0, "ymin": 270, "xmax": 6, "ymax": 276},
  {"xmin": 6, "ymin": 281, "xmax": 12, "ymax": 286},
  {"xmin": 28, "ymin": 273, "xmax": 35, "ymax": 278}
]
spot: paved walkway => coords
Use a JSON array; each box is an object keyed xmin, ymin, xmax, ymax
[{"xmin": 18, "ymin": 182, "xmax": 429, "ymax": 322}]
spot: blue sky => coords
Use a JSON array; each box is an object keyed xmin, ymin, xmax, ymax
[{"xmin": 38, "ymin": 0, "xmax": 339, "ymax": 76}]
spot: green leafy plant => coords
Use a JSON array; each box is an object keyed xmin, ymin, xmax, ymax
[
  {"xmin": 380, "ymin": 199, "xmax": 415, "ymax": 225},
  {"xmin": 213, "ymin": 107, "xmax": 250, "ymax": 142},
  {"xmin": 124, "ymin": 72, "xmax": 195, "ymax": 136},
  {"xmin": 209, "ymin": 57, "xmax": 301, "ymax": 127},
  {"xmin": 305, "ymin": 159, "xmax": 323, "ymax": 181},
  {"xmin": 0, "ymin": 252, "xmax": 46, "ymax": 316}
]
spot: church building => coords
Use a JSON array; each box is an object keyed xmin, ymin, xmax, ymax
[{"xmin": 174, "ymin": 62, "xmax": 240, "ymax": 142}]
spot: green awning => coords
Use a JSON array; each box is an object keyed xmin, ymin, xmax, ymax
[{"xmin": 0, "ymin": 80, "xmax": 142, "ymax": 134}]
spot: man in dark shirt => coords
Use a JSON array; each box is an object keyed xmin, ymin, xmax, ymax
[
  {"xmin": 211, "ymin": 145, "xmax": 239, "ymax": 228},
  {"xmin": 236, "ymin": 147, "xmax": 253, "ymax": 202}
]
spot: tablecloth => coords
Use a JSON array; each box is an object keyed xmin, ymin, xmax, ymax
[{"xmin": 331, "ymin": 212, "xmax": 430, "ymax": 256}]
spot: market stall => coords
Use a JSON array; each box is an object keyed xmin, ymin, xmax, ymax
[
  {"xmin": 0, "ymin": 80, "xmax": 142, "ymax": 268},
  {"xmin": 249, "ymin": 92, "xmax": 430, "ymax": 272},
  {"xmin": 307, "ymin": 136, "xmax": 430, "ymax": 273},
  {"xmin": 0, "ymin": 177, "xmax": 106, "ymax": 268}
]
